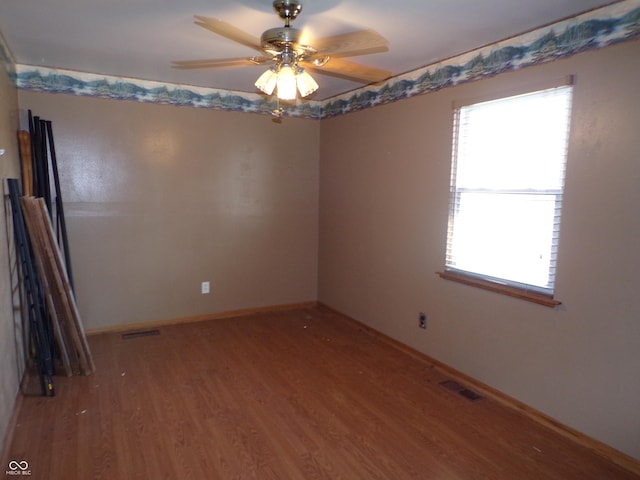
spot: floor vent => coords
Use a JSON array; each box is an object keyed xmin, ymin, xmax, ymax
[
  {"xmin": 439, "ymin": 380, "xmax": 484, "ymax": 402},
  {"xmin": 122, "ymin": 329, "xmax": 160, "ymax": 340}
]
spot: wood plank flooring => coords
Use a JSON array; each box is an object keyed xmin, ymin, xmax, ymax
[{"xmin": 6, "ymin": 306, "xmax": 639, "ymax": 479}]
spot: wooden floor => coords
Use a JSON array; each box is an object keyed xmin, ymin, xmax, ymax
[{"xmin": 6, "ymin": 306, "xmax": 638, "ymax": 479}]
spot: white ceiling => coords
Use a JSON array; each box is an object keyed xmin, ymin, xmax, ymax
[{"xmin": 0, "ymin": 0, "xmax": 620, "ymax": 100}]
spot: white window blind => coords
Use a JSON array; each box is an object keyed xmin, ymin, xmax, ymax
[{"xmin": 446, "ymin": 83, "xmax": 573, "ymax": 295}]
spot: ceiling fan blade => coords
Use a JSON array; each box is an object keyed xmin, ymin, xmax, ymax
[
  {"xmin": 172, "ymin": 56, "xmax": 270, "ymax": 69},
  {"xmin": 312, "ymin": 30, "xmax": 389, "ymax": 57},
  {"xmin": 303, "ymin": 57, "xmax": 391, "ymax": 84},
  {"xmin": 317, "ymin": 44, "xmax": 389, "ymax": 60},
  {"xmin": 194, "ymin": 15, "xmax": 263, "ymax": 53}
]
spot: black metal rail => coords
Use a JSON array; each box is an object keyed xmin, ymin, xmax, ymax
[{"xmin": 7, "ymin": 178, "xmax": 55, "ymax": 396}]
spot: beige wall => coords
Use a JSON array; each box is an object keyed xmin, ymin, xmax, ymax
[
  {"xmin": 319, "ymin": 39, "xmax": 640, "ymax": 460},
  {"xmin": 0, "ymin": 49, "xmax": 21, "ymax": 452},
  {"xmin": 17, "ymin": 92, "xmax": 320, "ymax": 330}
]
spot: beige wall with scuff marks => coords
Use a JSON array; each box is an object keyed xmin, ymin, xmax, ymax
[
  {"xmin": 17, "ymin": 92, "xmax": 320, "ymax": 330},
  {"xmin": 319, "ymin": 39, "xmax": 640, "ymax": 460}
]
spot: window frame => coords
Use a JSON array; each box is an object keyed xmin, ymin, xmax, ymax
[{"xmin": 438, "ymin": 77, "xmax": 574, "ymax": 307}]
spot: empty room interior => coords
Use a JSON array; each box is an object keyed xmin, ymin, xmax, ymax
[{"xmin": 1, "ymin": 0, "xmax": 640, "ymax": 478}]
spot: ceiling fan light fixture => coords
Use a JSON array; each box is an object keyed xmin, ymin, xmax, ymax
[
  {"xmin": 296, "ymin": 68, "xmax": 319, "ymax": 97},
  {"xmin": 276, "ymin": 64, "xmax": 297, "ymax": 100},
  {"xmin": 183, "ymin": 1, "xmax": 392, "ymax": 103},
  {"xmin": 255, "ymin": 67, "xmax": 278, "ymax": 95}
]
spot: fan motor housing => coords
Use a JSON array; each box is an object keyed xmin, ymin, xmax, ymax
[
  {"xmin": 261, "ymin": 26, "xmax": 300, "ymax": 48},
  {"xmin": 261, "ymin": 27, "xmax": 316, "ymax": 57}
]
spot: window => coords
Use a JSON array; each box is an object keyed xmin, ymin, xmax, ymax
[{"xmin": 441, "ymin": 81, "xmax": 573, "ymax": 306}]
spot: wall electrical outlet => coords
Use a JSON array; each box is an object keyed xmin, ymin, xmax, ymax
[
  {"xmin": 419, "ymin": 312, "xmax": 427, "ymax": 329},
  {"xmin": 201, "ymin": 281, "xmax": 210, "ymax": 294}
]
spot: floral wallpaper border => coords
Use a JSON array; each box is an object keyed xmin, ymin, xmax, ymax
[
  {"xmin": 15, "ymin": 66, "xmax": 323, "ymax": 118},
  {"xmin": 14, "ymin": 1, "xmax": 640, "ymax": 120}
]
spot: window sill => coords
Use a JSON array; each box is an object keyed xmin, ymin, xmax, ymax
[{"xmin": 436, "ymin": 271, "xmax": 562, "ymax": 308}]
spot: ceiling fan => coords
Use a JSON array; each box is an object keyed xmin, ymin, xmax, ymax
[{"xmin": 172, "ymin": 0, "xmax": 391, "ymax": 102}]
